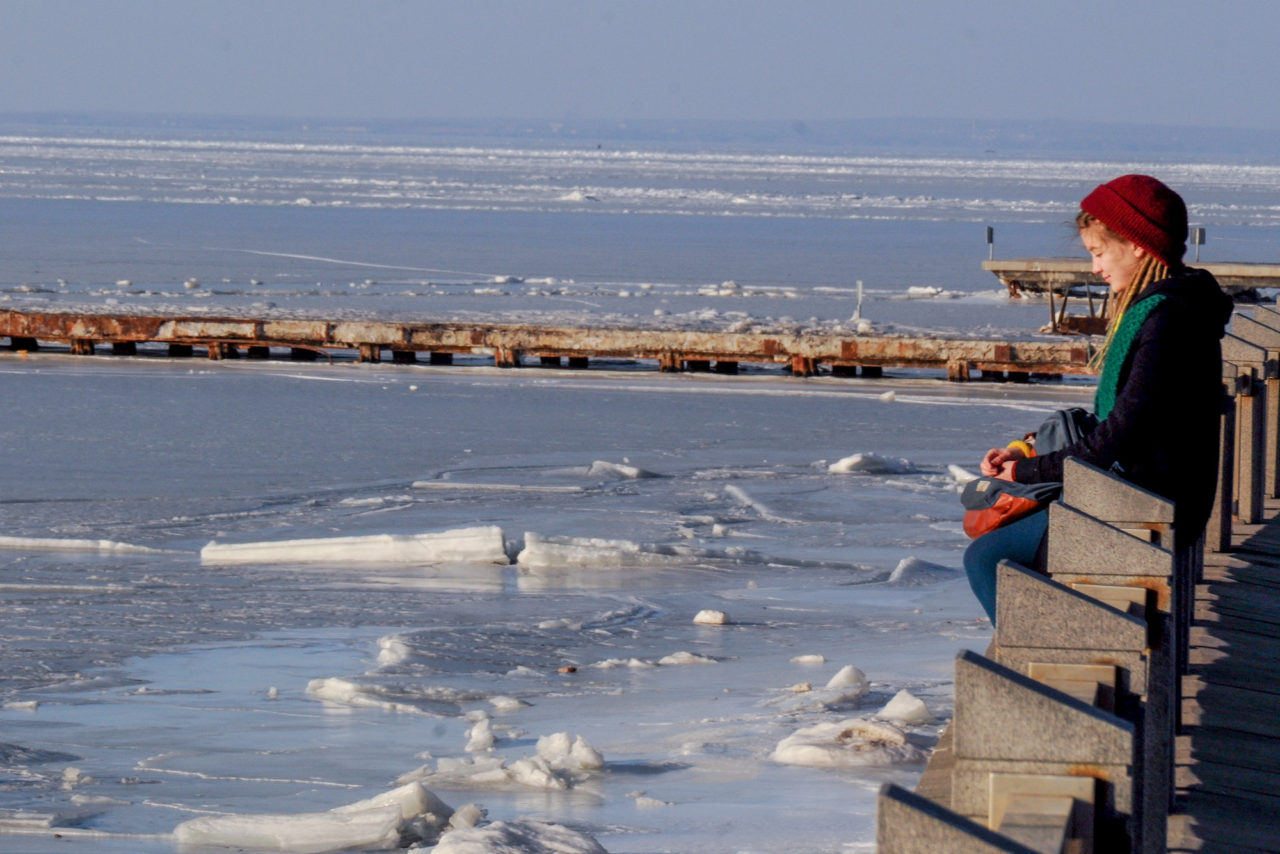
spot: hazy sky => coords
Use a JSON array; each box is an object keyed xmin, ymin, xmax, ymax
[{"xmin": 2, "ymin": 0, "xmax": 1277, "ymax": 129}]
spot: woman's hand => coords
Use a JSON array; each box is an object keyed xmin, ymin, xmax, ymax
[{"xmin": 980, "ymin": 446, "xmax": 1024, "ymax": 481}]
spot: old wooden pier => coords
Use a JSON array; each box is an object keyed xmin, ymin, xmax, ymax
[{"xmin": 0, "ymin": 308, "xmax": 1094, "ymax": 382}]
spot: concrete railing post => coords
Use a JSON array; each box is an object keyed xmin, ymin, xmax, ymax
[
  {"xmin": 994, "ymin": 560, "xmax": 1164, "ymax": 854},
  {"xmin": 1207, "ymin": 371, "xmax": 1238, "ymax": 554},
  {"xmin": 1229, "ymin": 310, "xmax": 1280, "ymax": 498},
  {"xmin": 1221, "ymin": 334, "xmax": 1269, "ymax": 526}
]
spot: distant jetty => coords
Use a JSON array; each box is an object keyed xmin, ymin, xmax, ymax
[
  {"xmin": 0, "ymin": 307, "xmax": 1093, "ymax": 383},
  {"xmin": 983, "ymin": 257, "xmax": 1280, "ymax": 298},
  {"xmin": 983, "ymin": 258, "xmax": 1280, "ymax": 334}
]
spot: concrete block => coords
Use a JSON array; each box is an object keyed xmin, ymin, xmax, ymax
[
  {"xmin": 993, "ymin": 561, "xmax": 1171, "ymax": 854},
  {"xmin": 1046, "ymin": 504, "xmax": 1173, "ymax": 609},
  {"xmin": 989, "ymin": 773, "xmax": 1094, "ymax": 834},
  {"xmin": 952, "ymin": 650, "xmax": 1134, "ymax": 828},
  {"xmin": 877, "ymin": 783, "xmax": 1039, "ymax": 853},
  {"xmin": 1062, "ymin": 457, "xmax": 1173, "ymax": 529},
  {"xmin": 996, "ymin": 561, "xmax": 1148, "ymax": 653}
]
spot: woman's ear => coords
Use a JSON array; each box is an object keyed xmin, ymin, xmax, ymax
[{"xmin": 1130, "ymin": 242, "xmax": 1148, "ymax": 260}]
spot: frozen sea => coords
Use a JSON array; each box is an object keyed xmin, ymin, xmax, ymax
[{"xmin": 0, "ymin": 117, "xmax": 1276, "ymax": 853}]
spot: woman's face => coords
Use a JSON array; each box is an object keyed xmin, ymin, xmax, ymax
[{"xmin": 1080, "ymin": 221, "xmax": 1146, "ymax": 295}]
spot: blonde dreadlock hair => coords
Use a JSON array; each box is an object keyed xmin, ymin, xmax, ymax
[{"xmin": 1078, "ymin": 210, "xmax": 1176, "ymax": 371}]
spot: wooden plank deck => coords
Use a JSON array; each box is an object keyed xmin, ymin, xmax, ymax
[
  {"xmin": 1173, "ymin": 499, "xmax": 1280, "ymax": 852},
  {"xmin": 0, "ymin": 307, "xmax": 1096, "ymax": 382}
]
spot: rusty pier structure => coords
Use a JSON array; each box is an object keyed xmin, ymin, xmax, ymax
[{"xmin": 0, "ymin": 308, "xmax": 1094, "ymax": 382}]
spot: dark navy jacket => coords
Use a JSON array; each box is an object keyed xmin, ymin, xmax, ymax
[{"xmin": 1014, "ymin": 268, "xmax": 1234, "ymax": 543}]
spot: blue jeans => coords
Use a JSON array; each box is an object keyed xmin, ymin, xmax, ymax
[{"xmin": 962, "ymin": 509, "xmax": 1049, "ymax": 625}]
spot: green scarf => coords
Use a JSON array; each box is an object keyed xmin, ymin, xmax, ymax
[{"xmin": 1094, "ymin": 294, "xmax": 1166, "ymax": 420}]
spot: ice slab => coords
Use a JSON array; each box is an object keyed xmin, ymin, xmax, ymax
[
  {"xmin": 771, "ymin": 718, "xmax": 926, "ymax": 768},
  {"xmin": 432, "ymin": 818, "xmax": 607, "ymax": 854},
  {"xmin": 0, "ymin": 535, "xmax": 177, "ymax": 554},
  {"xmin": 171, "ymin": 781, "xmax": 453, "ymax": 852},
  {"xmin": 200, "ymin": 526, "xmax": 509, "ymax": 566}
]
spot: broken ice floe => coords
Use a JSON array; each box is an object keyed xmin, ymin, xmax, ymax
[
  {"xmin": 516, "ymin": 532, "xmax": 689, "ymax": 569},
  {"xmin": 403, "ymin": 731, "xmax": 605, "ymax": 793},
  {"xmin": 200, "ymin": 526, "xmax": 508, "ymax": 566},
  {"xmin": 172, "ymin": 781, "xmax": 457, "ymax": 852},
  {"xmin": 305, "ymin": 677, "xmax": 484, "ymax": 717},
  {"xmin": 0, "ymin": 536, "xmax": 179, "ymax": 555},
  {"xmin": 590, "ymin": 650, "xmax": 717, "ymax": 669},
  {"xmin": 885, "ymin": 557, "xmax": 961, "ymax": 586},
  {"xmin": 771, "ymin": 664, "xmax": 870, "ymax": 712},
  {"xmin": 585, "ymin": 459, "xmax": 659, "ymax": 479},
  {"xmin": 876, "ymin": 689, "xmax": 933, "ymax": 725},
  {"xmin": 431, "ymin": 818, "xmax": 608, "ymax": 854},
  {"xmin": 771, "ymin": 718, "xmax": 926, "ymax": 769},
  {"xmin": 826, "ymin": 452, "xmax": 916, "ymax": 474}
]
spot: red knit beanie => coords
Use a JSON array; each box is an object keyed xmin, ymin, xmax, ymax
[{"xmin": 1080, "ymin": 174, "xmax": 1188, "ymax": 266}]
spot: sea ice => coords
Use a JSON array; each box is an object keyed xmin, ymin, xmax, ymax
[
  {"xmin": 0, "ymin": 536, "xmax": 176, "ymax": 554},
  {"xmin": 656, "ymin": 651, "xmax": 716, "ymax": 666},
  {"xmin": 172, "ymin": 781, "xmax": 453, "ymax": 852},
  {"xmin": 586, "ymin": 459, "xmax": 658, "ymax": 479},
  {"xmin": 200, "ymin": 526, "xmax": 509, "ymax": 566},
  {"xmin": 771, "ymin": 718, "xmax": 926, "ymax": 769},
  {"xmin": 773, "ymin": 664, "xmax": 871, "ymax": 712},
  {"xmin": 465, "ymin": 717, "xmax": 495, "ymax": 752},
  {"xmin": 305, "ymin": 677, "xmax": 475, "ymax": 716},
  {"xmin": 826, "ymin": 665, "xmax": 870, "ymax": 693},
  {"xmin": 827, "ymin": 452, "xmax": 916, "ymax": 474},
  {"xmin": 876, "ymin": 689, "xmax": 933, "ymax": 724},
  {"xmin": 410, "ymin": 731, "xmax": 605, "ymax": 793},
  {"xmin": 515, "ymin": 532, "xmax": 684, "ymax": 568},
  {"xmin": 886, "ymin": 556, "xmax": 961, "ymax": 585},
  {"xmin": 430, "ymin": 819, "xmax": 607, "ymax": 854},
  {"xmin": 692, "ymin": 608, "xmax": 730, "ymax": 625}
]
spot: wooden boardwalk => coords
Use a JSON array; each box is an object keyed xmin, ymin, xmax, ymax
[{"xmin": 1173, "ymin": 500, "xmax": 1280, "ymax": 853}]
